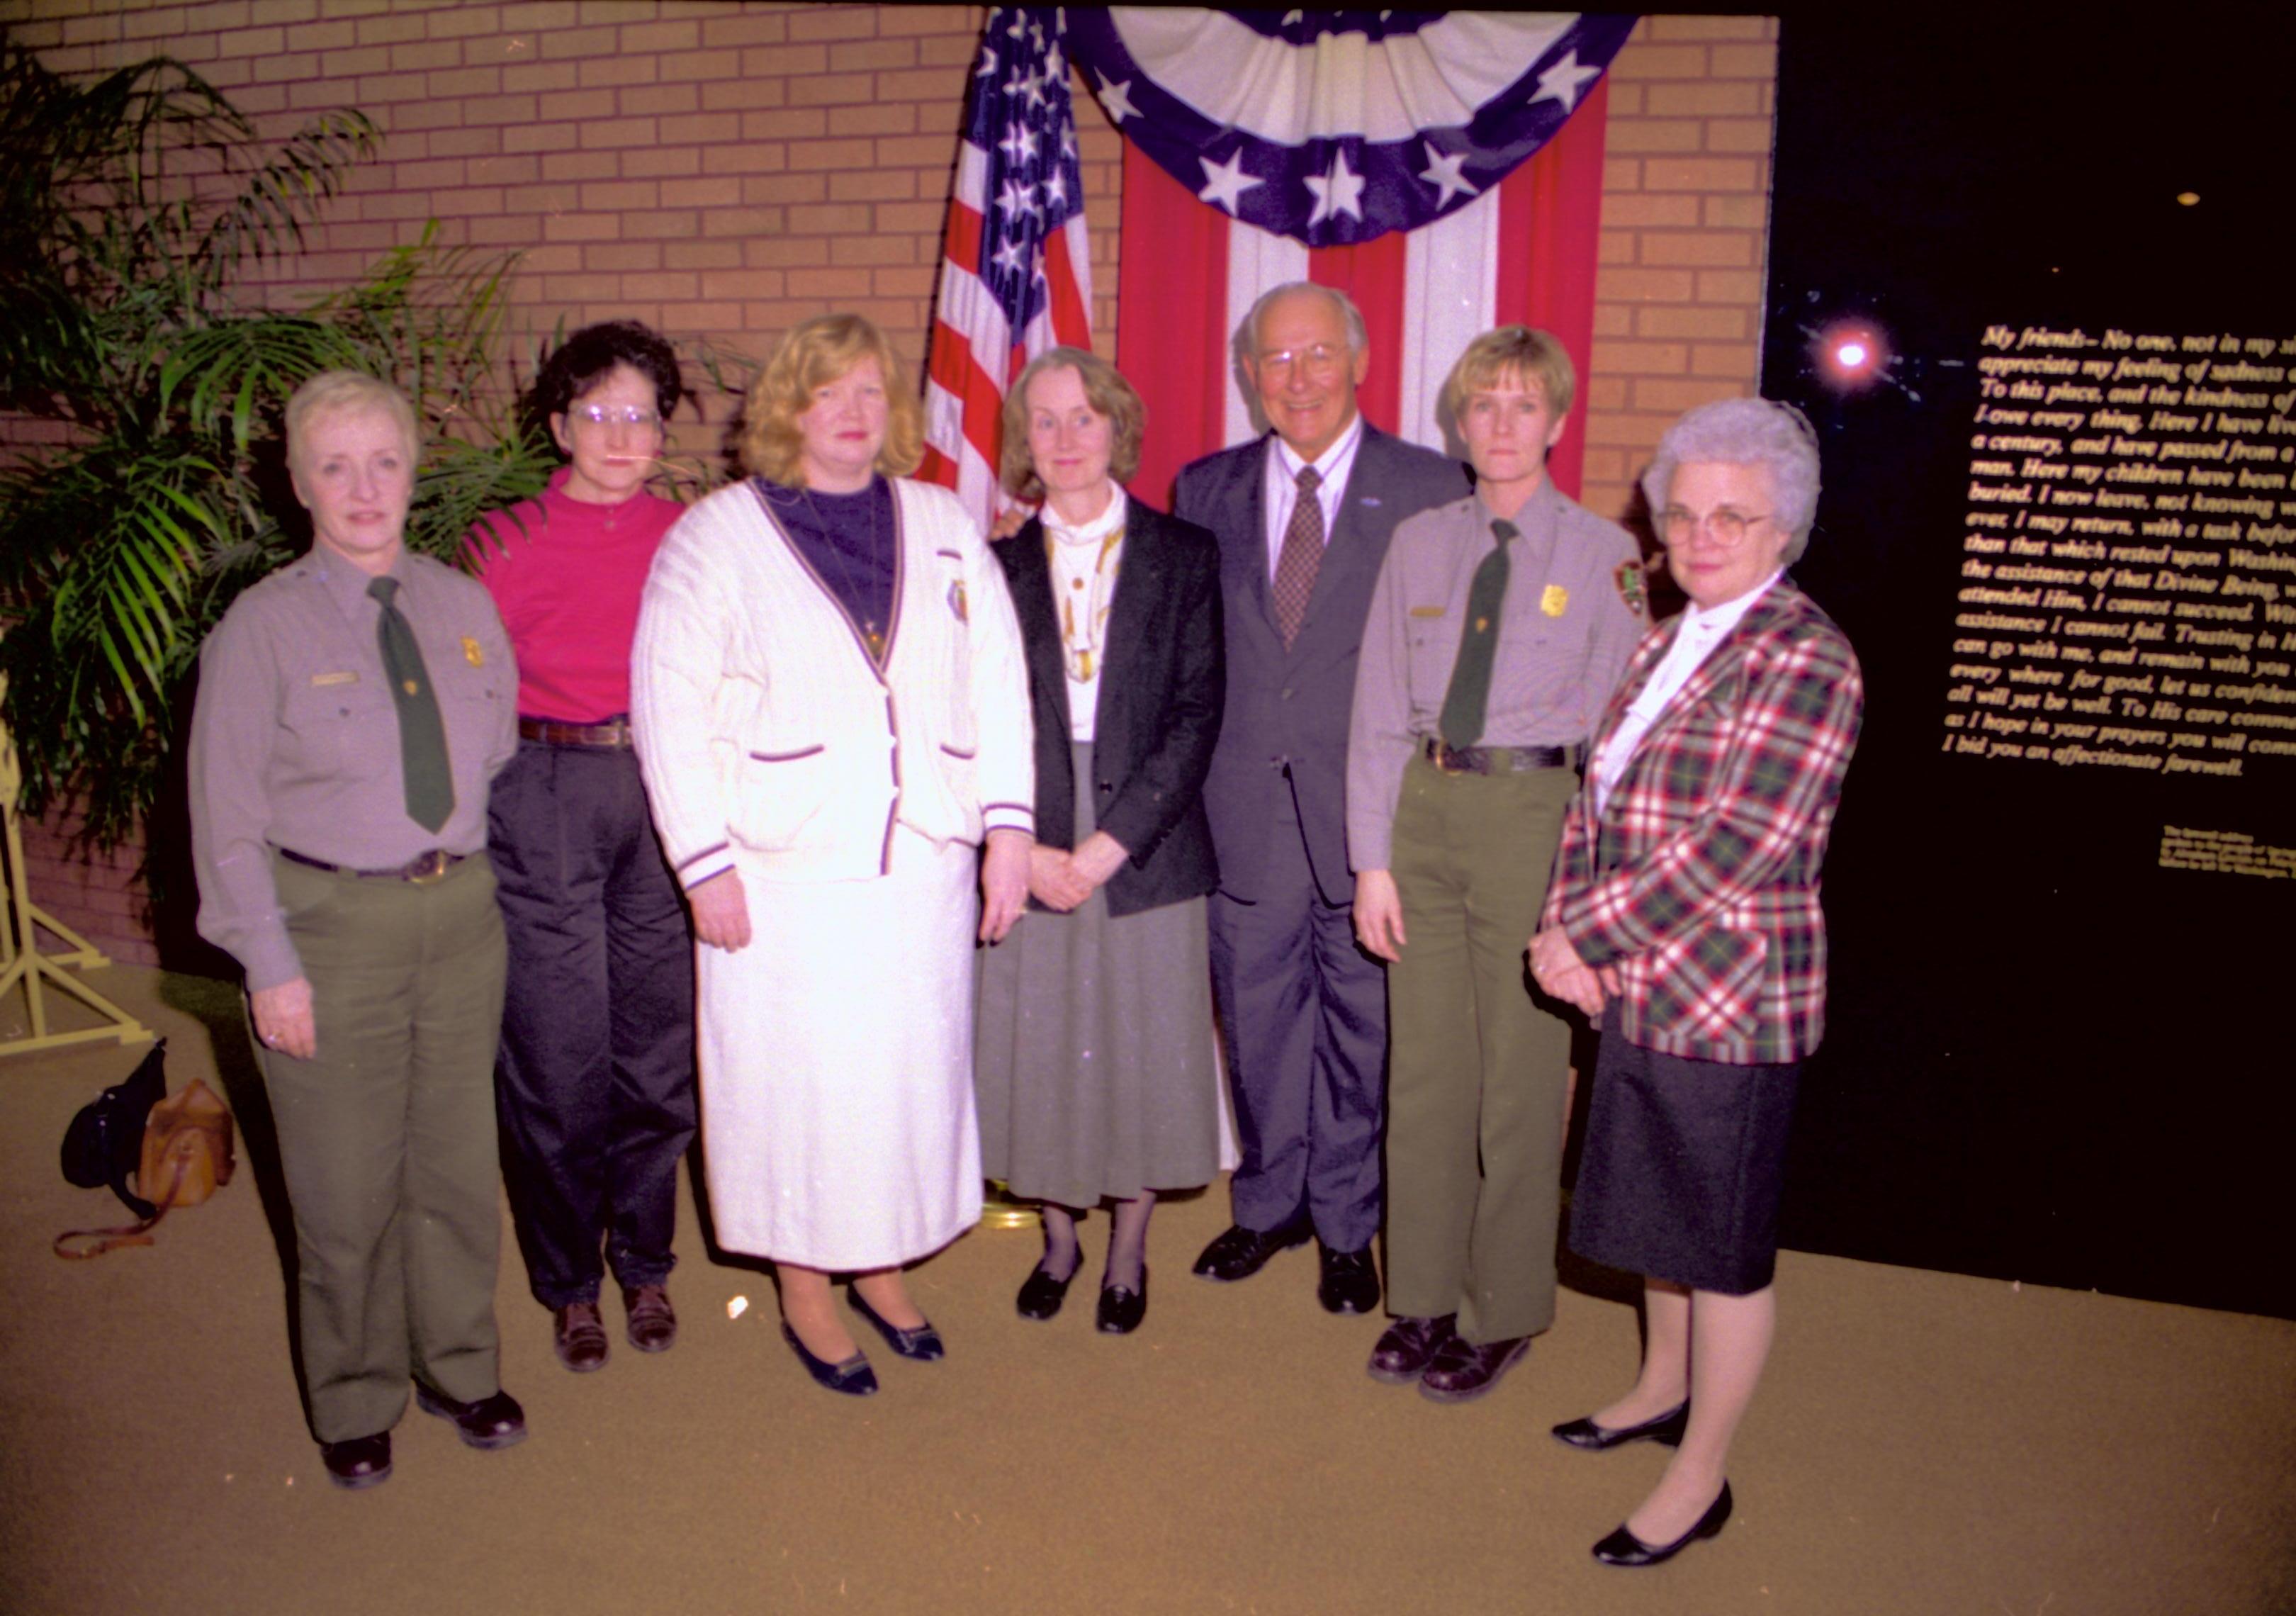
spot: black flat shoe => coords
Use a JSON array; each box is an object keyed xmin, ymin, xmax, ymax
[
  {"xmin": 1367, "ymin": 1313, "xmax": 1456, "ymax": 1384},
  {"xmin": 1552, "ymin": 1400, "xmax": 1691, "ymax": 1451},
  {"xmin": 413, "ymin": 1384, "xmax": 528, "ymax": 1450},
  {"xmin": 1592, "ymin": 1482, "xmax": 1733, "ymax": 1568},
  {"xmin": 320, "ymin": 1432, "xmax": 393, "ymax": 1490},
  {"xmin": 1096, "ymin": 1269, "xmax": 1147, "ymax": 1335},
  {"xmin": 847, "ymin": 1289, "xmax": 945, "ymax": 1362},
  {"xmin": 1015, "ymin": 1261, "xmax": 1078, "ymax": 1322},
  {"xmin": 781, "ymin": 1321, "xmax": 879, "ymax": 1396}
]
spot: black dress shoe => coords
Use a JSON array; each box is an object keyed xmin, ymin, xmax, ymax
[
  {"xmin": 782, "ymin": 1321, "xmax": 879, "ymax": 1396},
  {"xmin": 1317, "ymin": 1244, "xmax": 1380, "ymax": 1315},
  {"xmin": 1096, "ymin": 1268, "xmax": 1147, "ymax": 1335},
  {"xmin": 848, "ymin": 1289, "xmax": 945, "ymax": 1362},
  {"xmin": 1417, "ymin": 1334, "xmax": 1530, "ymax": 1403},
  {"xmin": 1593, "ymin": 1482, "xmax": 1733, "ymax": 1567},
  {"xmin": 319, "ymin": 1432, "xmax": 393, "ymax": 1490},
  {"xmin": 414, "ymin": 1384, "xmax": 529, "ymax": 1449},
  {"xmin": 1015, "ymin": 1261, "xmax": 1077, "ymax": 1321},
  {"xmin": 1191, "ymin": 1221, "xmax": 1310, "ymax": 1282},
  {"xmin": 1366, "ymin": 1313, "xmax": 1456, "ymax": 1384},
  {"xmin": 1552, "ymin": 1400, "xmax": 1691, "ymax": 1451}
]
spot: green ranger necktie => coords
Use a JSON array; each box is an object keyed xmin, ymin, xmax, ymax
[
  {"xmin": 1438, "ymin": 517, "xmax": 1519, "ymax": 748},
  {"xmin": 367, "ymin": 575, "xmax": 455, "ymax": 832}
]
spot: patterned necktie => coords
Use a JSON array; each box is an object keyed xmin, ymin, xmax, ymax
[
  {"xmin": 1439, "ymin": 517, "xmax": 1518, "ymax": 748},
  {"xmin": 1271, "ymin": 464, "xmax": 1324, "ymax": 650},
  {"xmin": 368, "ymin": 575, "xmax": 455, "ymax": 833}
]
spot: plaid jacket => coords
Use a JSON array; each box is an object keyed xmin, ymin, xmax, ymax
[{"xmin": 1541, "ymin": 578, "xmax": 1864, "ymax": 1065}]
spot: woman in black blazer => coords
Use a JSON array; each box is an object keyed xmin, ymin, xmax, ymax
[{"xmin": 975, "ymin": 347, "xmax": 1225, "ymax": 1334}]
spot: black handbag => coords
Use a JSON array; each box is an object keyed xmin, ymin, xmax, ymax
[{"xmin": 60, "ymin": 1040, "xmax": 167, "ymax": 1220}]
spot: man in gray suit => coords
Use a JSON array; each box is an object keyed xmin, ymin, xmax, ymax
[{"xmin": 1176, "ymin": 283, "xmax": 1469, "ymax": 1313}]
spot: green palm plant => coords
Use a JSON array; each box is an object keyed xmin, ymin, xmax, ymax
[{"xmin": 0, "ymin": 40, "xmax": 559, "ymax": 847}]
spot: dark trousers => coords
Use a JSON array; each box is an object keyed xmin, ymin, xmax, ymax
[
  {"xmin": 260, "ymin": 852, "xmax": 507, "ymax": 1443},
  {"xmin": 488, "ymin": 740, "xmax": 696, "ymax": 1310},
  {"xmin": 1208, "ymin": 780, "xmax": 1387, "ymax": 1252}
]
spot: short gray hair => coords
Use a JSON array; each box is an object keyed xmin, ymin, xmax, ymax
[
  {"xmin": 1242, "ymin": 281, "xmax": 1368, "ymax": 358},
  {"xmin": 286, "ymin": 370, "xmax": 420, "ymax": 481},
  {"xmin": 1641, "ymin": 397, "xmax": 1822, "ymax": 564}
]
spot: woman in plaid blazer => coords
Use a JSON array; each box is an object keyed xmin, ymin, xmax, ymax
[{"xmin": 1529, "ymin": 398, "xmax": 1864, "ymax": 1569}]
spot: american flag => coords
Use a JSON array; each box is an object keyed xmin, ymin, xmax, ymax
[{"xmin": 920, "ymin": 6, "xmax": 1094, "ymax": 532}]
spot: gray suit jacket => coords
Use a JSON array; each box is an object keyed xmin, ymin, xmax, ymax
[{"xmin": 1175, "ymin": 425, "xmax": 1470, "ymax": 905}]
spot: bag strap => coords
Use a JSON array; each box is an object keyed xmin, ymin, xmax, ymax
[{"xmin": 52, "ymin": 1141, "xmax": 195, "ymax": 1260}]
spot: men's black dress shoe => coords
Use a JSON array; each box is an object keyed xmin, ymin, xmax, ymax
[
  {"xmin": 1015, "ymin": 1261, "xmax": 1077, "ymax": 1321},
  {"xmin": 414, "ymin": 1384, "xmax": 529, "ymax": 1449},
  {"xmin": 1191, "ymin": 1221, "xmax": 1310, "ymax": 1282},
  {"xmin": 1096, "ymin": 1269, "xmax": 1147, "ymax": 1335},
  {"xmin": 319, "ymin": 1432, "xmax": 393, "ymax": 1490},
  {"xmin": 623, "ymin": 1283, "xmax": 677, "ymax": 1353},
  {"xmin": 1552, "ymin": 1400, "xmax": 1691, "ymax": 1452},
  {"xmin": 1593, "ymin": 1482, "xmax": 1733, "ymax": 1567},
  {"xmin": 848, "ymin": 1289, "xmax": 945, "ymax": 1362},
  {"xmin": 782, "ymin": 1321, "xmax": 880, "ymax": 1395},
  {"xmin": 1417, "ymin": 1334, "xmax": 1530, "ymax": 1403},
  {"xmin": 1366, "ymin": 1313, "xmax": 1456, "ymax": 1384},
  {"xmin": 1317, "ymin": 1245, "xmax": 1380, "ymax": 1315},
  {"xmin": 553, "ymin": 1300, "xmax": 609, "ymax": 1373}
]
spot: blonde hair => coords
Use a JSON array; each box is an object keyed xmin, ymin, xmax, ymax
[
  {"xmin": 738, "ymin": 313, "xmax": 924, "ymax": 484},
  {"xmin": 1439, "ymin": 325, "xmax": 1576, "ymax": 427},
  {"xmin": 285, "ymin": 371, "xmax": 419, "ymax": 482},
  {"xmin": 999, "ymin": 347, "xmax": 1146, "ymax": 502}
]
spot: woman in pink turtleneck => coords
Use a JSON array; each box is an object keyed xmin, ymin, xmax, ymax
[{"xmin": 468, "ymin": 321, "xmax": 697, "ymax": 1379}]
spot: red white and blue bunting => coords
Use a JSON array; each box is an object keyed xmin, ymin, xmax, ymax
[{"xmin": 1063, "ymin": 9, "xmax": 1636, "ymax": 249}]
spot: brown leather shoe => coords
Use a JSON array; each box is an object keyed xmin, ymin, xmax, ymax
[
  {"xmin": 623, "ymin": 1283, "xmax": 677, "ymax": 1353},
  {"xmin": 320, "ymin": 1432, "xmax": 393, "ymax": 1490},
  {"xmin": 553, "ymin": 1300, "xmax": 609, "ymax": 1372},
  {"xmin": 414, "ymin": 1384, "xmax": 528, "ymax": 1449},
  {"xmin": 1418, "ymin": 1334, "xmax": 1530, "ymax": 1403},
  {"xmin": 1367, "ymin": 1313, "xmax": 1456, "ymax": 1384}
]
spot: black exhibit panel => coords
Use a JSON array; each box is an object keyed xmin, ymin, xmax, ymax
[{"xmin": 1761, "ymin": 12, "xmax": 2295, "ymax": 1318}]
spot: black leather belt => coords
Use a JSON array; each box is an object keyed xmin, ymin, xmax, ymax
[
  {"xmin": 278, "ymin": 847, "xmax": 468, "ymax": 885},
  {"xmin": 519, "ymin": 716, "xmax": 634, "ymax": 748},
  {"xmin": 1422, "ymin": 736, "xmax": 1581, "ymax": 775}
]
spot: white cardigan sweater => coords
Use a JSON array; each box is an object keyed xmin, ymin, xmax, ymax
[{"xmin": 631, "ymin": 475, "xmax": 1035, "ymax": 887}]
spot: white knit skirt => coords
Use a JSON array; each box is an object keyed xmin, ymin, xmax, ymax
[{"xmin": 695, "ymin": 826, "xmax": 984, "ymax": 1270}]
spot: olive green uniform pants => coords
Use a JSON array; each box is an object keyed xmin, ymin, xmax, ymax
[
  {"xmin": 257, "ymin": 853, "xmax": 508, "ymax": 1442},
  {"xmin": 1383, "ymin": 756, "xmax": 1576, "ymax": 1345}
]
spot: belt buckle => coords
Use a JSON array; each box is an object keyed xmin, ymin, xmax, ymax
[
  {"xmin": 406, "ymin": 848, "xmax": 451, "ymax": 885},
  {"xmin": 1426, "ymin": 738, "xmax": 1458, "ymax": 775}
]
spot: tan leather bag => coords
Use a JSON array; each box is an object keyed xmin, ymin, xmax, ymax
[{"xmin": 55, "ymin": 1079, "xmax": 236, "ymax": 1259}]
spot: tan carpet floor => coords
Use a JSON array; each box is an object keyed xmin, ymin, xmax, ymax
[{"xmin": 3, "ymin": 964, "xmax": 2292, "ymax": 1615}]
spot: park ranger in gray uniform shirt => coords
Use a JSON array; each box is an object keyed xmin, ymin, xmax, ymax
[
  {"xmin": 188, "ymin": 370, "xmax": 522, "ymax": 1491},
  {"xmin": 1346, "ymin": 327, "xmax": 1645, "ymax": 1403}
]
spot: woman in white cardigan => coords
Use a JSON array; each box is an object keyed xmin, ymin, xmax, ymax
[{"xmin": 631, "ymin": 313, "xmax": 1033, "ymax": 1396}]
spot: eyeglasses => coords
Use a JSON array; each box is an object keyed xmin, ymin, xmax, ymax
[
  {"xmin": 570, "ymin": 405, "xmax": 663, "ymax": 429},
  {"xmin": 1254, "ymin": 342, "xmax": 1349, "ymax": 378},
  {"xmin": 1658, "ymin": 505, "xmax": 1773, "ymax": 544}
]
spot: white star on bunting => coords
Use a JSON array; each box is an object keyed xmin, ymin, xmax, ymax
[
  {"xmin": 1196, "ymin": 148, "xmax": 1264, "ymax": 215},
  {"xmin": 1096, "ymin": 76, "xmax": 1138, "ymax": 123},
  {"xmin": 1531, "ymin": 50, "xmax": 1602, "ymax": 113},
  {"xmin": 1303, "ymin": 147, "xmax": 1366, "ymax": 226},
  {"xmin": 1418, "ymin": 142, "xmax": 1478, "ymax": 209}
]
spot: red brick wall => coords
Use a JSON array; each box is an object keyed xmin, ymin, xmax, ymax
[{"xmin": 1, "ymin": 3, "xmax": 1778, "ymax": 967}]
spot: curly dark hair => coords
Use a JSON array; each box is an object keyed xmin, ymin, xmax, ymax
[{"xmin": 529, "ymin": 320, "xmax": 685, "ymax": 432}]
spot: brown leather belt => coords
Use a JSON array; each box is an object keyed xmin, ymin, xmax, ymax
[
  {"xmin": 519, "ymin": 716, "xmax": 634, "ymax": 748},
  {"xmin": 278, "ymin": 846, "xmax": 468, "ymax": 885},
  {"xmin": 1422, "ymin": 736, "xmax": 1581, "ymax": 775}
]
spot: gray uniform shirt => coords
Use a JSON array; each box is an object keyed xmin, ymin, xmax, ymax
[
  {"xmin": 1346, "ymin": 478, "xmax": 1645, "ymax": 871},
  {"xmin": 188, "ymin": 546, "xmax": 517, "ymax": 991}
]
